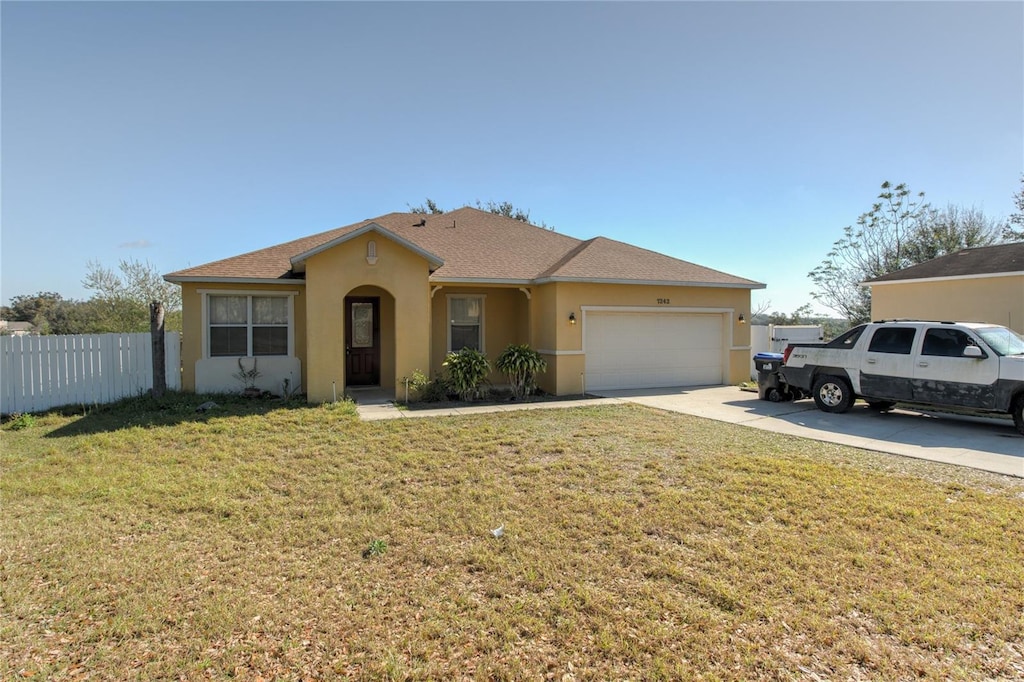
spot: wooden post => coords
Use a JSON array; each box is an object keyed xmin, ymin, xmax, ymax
[{"xmin": 150, "ymin": 301, "xmax": 166, "ymax": 398}]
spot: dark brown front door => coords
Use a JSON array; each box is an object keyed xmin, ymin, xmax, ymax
[{"xmin": 345, "ymin": 297, "xmax": 380, "ymax": 386}]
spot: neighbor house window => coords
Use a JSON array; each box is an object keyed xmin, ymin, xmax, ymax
[
  {"xmin": 208, "ymin": 294, "xmax": 290, "ymax": 357},
  {"xmin": 448, "ymin": 295, "xmax": 484, "ymax": 352}
]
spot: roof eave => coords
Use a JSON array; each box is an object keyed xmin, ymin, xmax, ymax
[
  {"xmin": 429, "ymin": 276, "xmax": 535, "ymax": 285},
  {"xmin": 861, "ymin": 270, "xmax": 1024, "ymax": 287},
  {"xmin": 164, "ymin": 276, "xmax": 306, "ymax": 285},
  {"xmin": 533, "ymin": 276, "xmax": 766, "ymax": 289}
]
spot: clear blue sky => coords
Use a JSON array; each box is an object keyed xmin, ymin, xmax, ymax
[{"xmin": 2, "ymin": 1, "xmax": 1021, "ymax": 315}]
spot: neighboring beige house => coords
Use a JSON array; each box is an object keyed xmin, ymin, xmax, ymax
[
  {"xmin": 864, "ymin": 242, "xmax": 1024, "ymax": 334},
  {"xmin": 165, "ymin": 208, "xmax": 764, "ymax": 401},
  {"xmin": 0, "ymin": 321, "xmax": 38, "ymax": 336}
]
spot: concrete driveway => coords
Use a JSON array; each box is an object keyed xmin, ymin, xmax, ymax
[{"xmin": 591, "ymin": 386, "xmax": 1023, "ymax": 478}]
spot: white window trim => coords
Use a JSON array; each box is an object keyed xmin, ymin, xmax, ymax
[
  {"xmin": 200, "ymin": 290, "xmax": 298, "ymax": 359},
  {"xmin": 446, "ymin": 294, "xmax": 486, "ymax": 353}
]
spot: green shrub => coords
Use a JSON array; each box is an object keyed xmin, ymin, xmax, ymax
[
  {"xmin": 495, "ymin": 344, "xmax": 547, "ymax": 401},
  {"xmin": 6, "ymin": 413, "xmax": 37, "ymax": 431},
  {"xmin": 407, "ymin": 370, "xmax": 450, "ymax": 403},
  {"xmin": 443, "ymin": 348, "xmax": 491, "ymax": 402}
]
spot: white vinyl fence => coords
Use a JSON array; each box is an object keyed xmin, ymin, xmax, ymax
[{"xmin": 1, "ymin": 332, "xmax": 181, "ymax": 415}]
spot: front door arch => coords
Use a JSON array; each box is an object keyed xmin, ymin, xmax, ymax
[{"xmin": 345, "ymin": 296, "xmax": 380, "ymax": 386}]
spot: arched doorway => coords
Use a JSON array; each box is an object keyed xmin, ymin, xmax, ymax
[{"xmin": 344, "ymin": 285, "xmax": 395, "ymax": 388}]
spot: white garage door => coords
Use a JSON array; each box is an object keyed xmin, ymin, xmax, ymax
[{"xmin": 585, "ymin": 311, "xmax": 724, "ymax": 391}]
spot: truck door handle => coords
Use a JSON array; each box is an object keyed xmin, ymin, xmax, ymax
[
  {"xmin": 918, "ymin": 361, "xmax": 928, "ymax": 367},
  {"xmin": 866, "ymin": 358, "xmax": 876, "ymax": 364}
]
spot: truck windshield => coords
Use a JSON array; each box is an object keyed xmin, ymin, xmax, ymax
[{"xmin": 975, "ymin": 327, "xmax": 1024, "ymax": 356}]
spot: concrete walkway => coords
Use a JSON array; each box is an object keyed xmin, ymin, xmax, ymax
[{"xmin": 350, "ymin": 386, "xmax": 1023, "ymax": 478}]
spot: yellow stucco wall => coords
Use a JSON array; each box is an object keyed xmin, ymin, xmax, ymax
[
  {"xmin": 870, "ymin": 276, "xmax": 1024, "ymax": 334},
  {"xmin": 538, "ymin": 281, "xmax": 752, "ymax": 395},
  {"xmin": 178, "ymin": 281, "xmax": 307, "ymax": 392},
  {"xmin": 178, "ymin": 253, "xmax": 754, "ymax": 399},
  {"xmin": 528, "ymin": 284, "xmax": 560, "ymax": 394},
  {"xmin": 428, "ymin": 286, "xmax": 530, "ymax": 386},
  {"xmin": 304, "ymin": 233, "xmax": 432, "ymax": 402}
]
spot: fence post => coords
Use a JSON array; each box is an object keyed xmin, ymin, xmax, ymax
[{"xmin": 150, "ymin": 301, "xmax": 166, "ymax": 398}]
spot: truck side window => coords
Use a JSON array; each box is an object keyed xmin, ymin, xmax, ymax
[
  {"xmin": 867, "ymin": 327, "xmax": 916, "ymax": 354},
  {"xmin": 826, "ymin": 326, "xmax": 865, "ymax": 349},
  {"xmin": 922, "ymin": 328, "xmax": 971, "ymax": 357}
]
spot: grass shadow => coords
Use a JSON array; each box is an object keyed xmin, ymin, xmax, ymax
[{"xmin": 39, "ymin": 391, "xmax": 346, "ymax": 438}]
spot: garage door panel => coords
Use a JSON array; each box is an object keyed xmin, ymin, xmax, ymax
[{"xmin": 585, "ymin": 312, "xmax": 724, "ymax": 391}]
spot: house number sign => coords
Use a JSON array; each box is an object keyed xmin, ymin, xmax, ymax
[{"xmin": 657, "ymin": 298, "xmax": 671, "ymax": 305}]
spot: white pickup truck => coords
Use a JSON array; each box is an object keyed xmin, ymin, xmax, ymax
[{"xmin": 779, "ymin": 320, "xmax": 1024, "ymax": 435}]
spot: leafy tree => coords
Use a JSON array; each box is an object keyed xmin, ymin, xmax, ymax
[
  {"xmin": 810, "ymin": 181, "xmax": 1004, "ymax": 324},
  {"xmin": 408, "ymin": 198, "xmax": 552, "ymax": 229},
  {"xmin": 905, "ymin": 204, "xmax": 1003, "ymax": 263},
  {"xmin": 753, "ymin": 303, "xmax": 849, "ymax": 341},
  {"xmin": 408, "ymin": 198, "xmax": 445, "ymax": 215},
  {"xmin": 810, "ymin": 182, "xmax": 928, "ymax": 324},
  {"xmin": 1006, "ymin": 175, "xmax": 1024, "ymax": 241},
  {"xmin": 1, "ymin": 292, "xmax": 89, "ymax": 335},
  {"xmin": 756, "ymin": 303, "xmax": 817, "ymax": 326},
  {"xmin": 82, "ymin": 258, "xmax": 182, "ymax": 332}
]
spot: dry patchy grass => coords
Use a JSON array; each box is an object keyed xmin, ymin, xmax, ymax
[{"xmin": 2, "ymin": 396, "xmax": 1023, "ymax": 680}]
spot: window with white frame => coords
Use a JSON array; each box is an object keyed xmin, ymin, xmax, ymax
[
  {"xmin": 448, "ymin": 295, "xmax": 484, "ymax": 352},
  {"xmin": 208, "ymin": 294, "xmax": 290, "ymax": 357}
]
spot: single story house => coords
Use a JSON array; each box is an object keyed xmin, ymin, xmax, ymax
[
  {"xmin": 165, "ymin": 208, "xmax": 765, "ymax": 401},
  {"xmin": 0, "ymin": 321, "xmax": 38, "ymax": 337},
  {"xmin": 864, "ymin": 241, "xmax": 1024, "ymax": 334}
]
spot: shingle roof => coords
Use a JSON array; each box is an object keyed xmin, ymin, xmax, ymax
[
  {"xmin": 538, "ymin": 236, "xmax": 757, "ymax": 286},
  {"xmin": 864, "ymin": 242, "xmax": 1024, "ymax": 284},
  {"xmin": 166, "ymin": 207, "xmax": 763, "ymax": 288}
]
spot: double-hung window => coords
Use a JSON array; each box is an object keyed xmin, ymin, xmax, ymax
[
  {"xmin": 208, "ymin": 294, "xmax": 290, "ymax": 357},
  {"xmin": 448, "ymin": 295, "xmax": 484, "ymax": 352}
]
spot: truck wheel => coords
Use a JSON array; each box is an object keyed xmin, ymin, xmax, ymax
[
  {"xmin": 1012, "ymin": 396, "xmax": 1024, "ymax": 436},
  {"xmin": 866, "ymin": 400, "xmax": 896, "ymax": 412},
  {"xmin": 812, "ymin": 375, "xmax": 854, "ymax": 414}
]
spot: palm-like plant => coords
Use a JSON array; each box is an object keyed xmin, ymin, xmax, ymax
[{"xmin": 495, "ymin": 344, "xmax": 547, "ymax": 401}]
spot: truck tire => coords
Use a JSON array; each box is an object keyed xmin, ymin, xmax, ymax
[
  {"xmin": 866, "ymin": 400, "xmax": 896, "ymax": 412},
  {"xmin": 812, "ymin": 375, "xmax": 854, "ymax": 414},
  {"xmin": 1013, "ymin": 396, "xmax": 1024, "ymax": 436}
]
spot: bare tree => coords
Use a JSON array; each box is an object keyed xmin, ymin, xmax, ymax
[
  {"xmin": 1006, "ymin": 175, "xmax": 1024, "ymax": 241},
  {"xmin": 810, "ymin": 182, "xmax": 928, "ymax": 323},
  {"xmin": 810, "ymin": 181, "xmax": 1004, "ymax": 324},
  {"xmin": 83, "ymin": 258, "xmax": 182, "ymax": 332}
]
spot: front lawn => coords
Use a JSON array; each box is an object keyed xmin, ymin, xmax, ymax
[{"xmin": 2, "ymin": 397, "xmax": 1022, "ymax": 680}]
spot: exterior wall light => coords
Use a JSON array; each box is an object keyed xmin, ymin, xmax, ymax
[
  {"xmin": 569, "ymin": 312, "xmax": 577, "ymax": 325},
  {"xmin": 738, "ymin": 314, "xmax": 746, "ymax": 324}
]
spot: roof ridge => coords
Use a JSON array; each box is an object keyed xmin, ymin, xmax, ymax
[
  {"xmin": 587, "ymin": 235, "xmax": 762, "ymax": 284},
  {"xmin": 537, "ymin": 237, "xmax": 597, "ymax": 279},
  {"xmin": 164, "ymin": 219, "xmax": 370, "ymax": 278},
  {"xmin": 864, "ymin": 241, "xmax": 1024, "ymax": 283}
]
